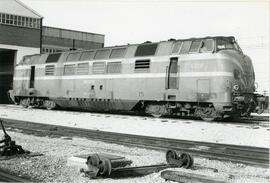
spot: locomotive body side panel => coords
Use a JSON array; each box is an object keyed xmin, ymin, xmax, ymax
[{"xmin": 10, "ymin": 36, "xmax": 262, "ymax": 120}]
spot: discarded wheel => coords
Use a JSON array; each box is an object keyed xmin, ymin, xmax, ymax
[
  {"xmin": 87, "ymin": 154, "xmax": 101, "ymax": 166},
  {"xmin": 180, "ymin": 153, "xmax": 194, "ymax": 169},
  {"xmin": 166, "ymin": 150, "xmax": 178, "ymax": 164},
  {"xmin": 99, "ymin": 158, "xmax": 112, "ymax": 176}
]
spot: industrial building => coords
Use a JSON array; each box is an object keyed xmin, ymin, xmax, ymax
[{"xmin": 0, "ymin": 0, "xmax": 105, "ymax": 103}]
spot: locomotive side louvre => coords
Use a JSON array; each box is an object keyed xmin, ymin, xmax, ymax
[{"xmin": 10, "ymin": 36, "xmax": 265, "ymax": 120}]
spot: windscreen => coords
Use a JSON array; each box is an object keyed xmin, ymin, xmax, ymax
[{"xmin": 216, "ymin": 37, "xmax": 242, "ymax": 52}]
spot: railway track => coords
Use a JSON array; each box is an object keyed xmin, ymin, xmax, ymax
[
  {"xmin": 2, "ymin": 118, "xmax": 269, "ymax": 168},
  {"xmin": 0, "ymin": 168, "xmax": 31, "ymax": 182}
]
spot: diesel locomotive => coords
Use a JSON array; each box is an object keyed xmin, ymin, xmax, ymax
[{"xmin": 9, "ymin": 36, "xmax": 266, "ymax": 121}]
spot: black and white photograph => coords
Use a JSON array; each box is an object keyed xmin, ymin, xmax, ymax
[{"xmin": 0, "ymin": 0, "xmax": 269, "ymax": 182}]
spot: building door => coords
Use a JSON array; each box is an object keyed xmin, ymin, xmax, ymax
[
  {"xmin": 167, "ymin": 57, "xmax": 178, "ymax": 89},
  {"xmin": 29, "ymin": 66, "xmax": 35, "ymax": 88},
  {"xmin": 0, "ymin": 49, "xmax": 16, "ymax": 104}
]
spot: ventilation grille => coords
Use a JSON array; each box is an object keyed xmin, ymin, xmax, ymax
[
  {"xmin": 45, "ymin": 65, "xmax": 55, "ymax": 75},
  {"xmin": 77, "ymin": 63, "xmax": 89, "ymax": 75},
  {"xmin": 93, "ymin": 62, "xmax": 106, "ymax": 74},
  {"xmin": 135, "ymin": 60, "xmax": 150, "ymax": 70}
]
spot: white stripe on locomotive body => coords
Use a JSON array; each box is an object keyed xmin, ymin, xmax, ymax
[
  {"xmin": 14, "ymin": 54, "xmax": 242, "ymax": 72},
  {"xmin": 13, "ymin": 72, "xmax": 233, "ymax": 81}
]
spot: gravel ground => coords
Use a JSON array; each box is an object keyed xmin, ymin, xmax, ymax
[
  {"xmin": 0, "ymin": 131, "xmax": 269, "ymax": 183},
  {"xmin": 0, "ymin": 105, "xmax": 269, "ymax": 147}
]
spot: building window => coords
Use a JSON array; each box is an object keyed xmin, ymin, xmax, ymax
[
  {"xmin": 110, "ymin": 48, "xmax": 126, "ymax": 58},
  {"xmin": 135, "ymin": 43, "xmax": 158, "ymax": 57},
  {"xmin": 0, "ymin": 13, "xmax": 41, "ymax": 29},
  {"xmin": 92, "ymin": 62, "xmax": 106, "ymax": 74},
  {"xmin": 64, "ymin": 64, "xmax": 76, "ymax": 75},
  {"xmin": 107, "ymin": 62, "xmax": 122, "ymax": 74},
  {"xmin": 77, "ymin": 63, "xmax": 89, "ymax": 75},
  {"xmin": 1, "ymin": 14, "xmax": 5, "ymax": 24},
  {"xmin": 45, "ymin": 65, "xmax": 55, "ymax": 76},
  {"xmin": 135, "ymin": 60, "xmax": 150, "ymax": 71}
]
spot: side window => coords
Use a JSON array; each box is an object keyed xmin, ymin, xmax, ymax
[
  {"xmin": 200, "ymin": 39, "xmax": 214, "ymax": 52},
  {"xmin": 110, "ymin": 48, "xmax": 126, "ymax": 58},
  {"xmin": 80, "ymin": 51, "xmax": 95, "ymax": 61},
  {"xmin": 66, "ymin": 52, "xmax": 81, "ymax": 61},
  {"xmin": 107, "ymin": 62, "xmax": 122, "ymax": 74},
  {"xmin": 45, "ymin": 65, "xmax": 55, "ymax": 76},
  {"xmin": 46, "ymin": 53, "xmax": 61, "ymax": 63},
  {"xmin": 63, "ymin": 64, "xmax": 76, "ymax": 75},
  {"xmin": 135, "ymin": 44, "xmax": 158, "ymax": 57},
  {"xmin": 135, "ymin": 60, "xmax": 150, "ymax": 71},
  {"xmin": 77, "ymin": 63, "xmax": 89, "ymax": 75},
  {"xmin": 179, "ymin": 41, "xmax": 192, "ymax": 54},
  {"xmin": 93, "ymin": 62, "xmax": 106, "ymax": 74},
  {"xmin": 171, "ymin": 41, "xmax": 182, "ymax": 54},
  {"xmin": 94, "ymin": 49, "xmax": 110, "ymax": 60},
  {"xmin": 189, "ymin": 40, "xmax": 202, "ymax": 53}
]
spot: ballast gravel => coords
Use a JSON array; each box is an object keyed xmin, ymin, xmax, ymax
[
  {"xmin": 0, "ymin": 131, "xmax": 269, "ymax": 183},
  {"xmin": 0, "ymin": 105, "xmax": 269, "ymax": 147}
]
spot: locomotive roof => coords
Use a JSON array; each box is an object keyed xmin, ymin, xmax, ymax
[
  {"xmin": 64, "ymin": 36, "xmax": 235, "ymax": 52},
  {"xmin": 21, "ymin": 36, "xmax": 236, "ymax": 65}
]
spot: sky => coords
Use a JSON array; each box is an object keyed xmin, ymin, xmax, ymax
[{"xmin": 21, "ymin": 0, "xmax": 269, "ymax": 93}]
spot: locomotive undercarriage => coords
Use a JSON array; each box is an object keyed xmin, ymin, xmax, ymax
[
  {"xmin": 231, "ymin": 92, "xmax": 267, "ymax": 117},
  {"xmin": 13, "ymin": 96, "xmax": 57, "ymax": 110},
  {"xmin": 143, "ymin": 101, "xmax": 220, "ymax": 121},
  {"xmin": 10, "ymin": 93, "xmax": 267, "ymax": 122}
]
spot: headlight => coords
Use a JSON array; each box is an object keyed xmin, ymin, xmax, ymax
[{"xmin": 233, "ymin": 84, "xmax": 239, "ymax": 91}]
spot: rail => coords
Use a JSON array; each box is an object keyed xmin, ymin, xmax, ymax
[
  {"xmin": 0, "ymin": 168, "xmax": 31, "ymax": 182},
  {"xmin": 1, "ymin": 118, "xmax": 269, "ymax": 168}
]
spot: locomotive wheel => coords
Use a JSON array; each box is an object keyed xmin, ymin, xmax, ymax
[
  {"xmin": 146, "ymin": 104, "xmax": 167, "ymax": 118},
  {"xmin": 197, "ymin": 107, "xmax": 216, "ymax": 122},
  {"xmin": 20, "ymin": 98, "xmax": 30, "ymax": 108},
  {"xmin": 166, "ymin": 150, "xmax": 178, "ymax": 164},
  {"xmin": 44, "ymin": 100, "xmax": 57, "ymax": 110},
  {"xmin": 99, "ymin": 158, "xmax": 112, "ymax": 176},
  {"xmin": 180, "ymin": 153, "xmax": 194, "ymax": 169}
]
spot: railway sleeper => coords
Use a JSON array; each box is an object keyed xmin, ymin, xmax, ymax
[{"xmin": 81, "ymin": 150, "xmax": 193, "ymax": 179}]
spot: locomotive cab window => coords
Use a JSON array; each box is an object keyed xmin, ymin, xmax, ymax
[
  {"xmin": 189, "ymin": 40, "xmax": 202, "ymax": 53},
  {"xmin": 200, "ymin": 39, "xmax": 214, "ymax": 52},
  {"xmin": 216, "ymin": 37, "xmax": 241, "ymax": 52}
]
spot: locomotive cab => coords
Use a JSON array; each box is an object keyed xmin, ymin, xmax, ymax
[{"xmin": 214, "ymin": 37, "xmax": 266, "ymax": 117}]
